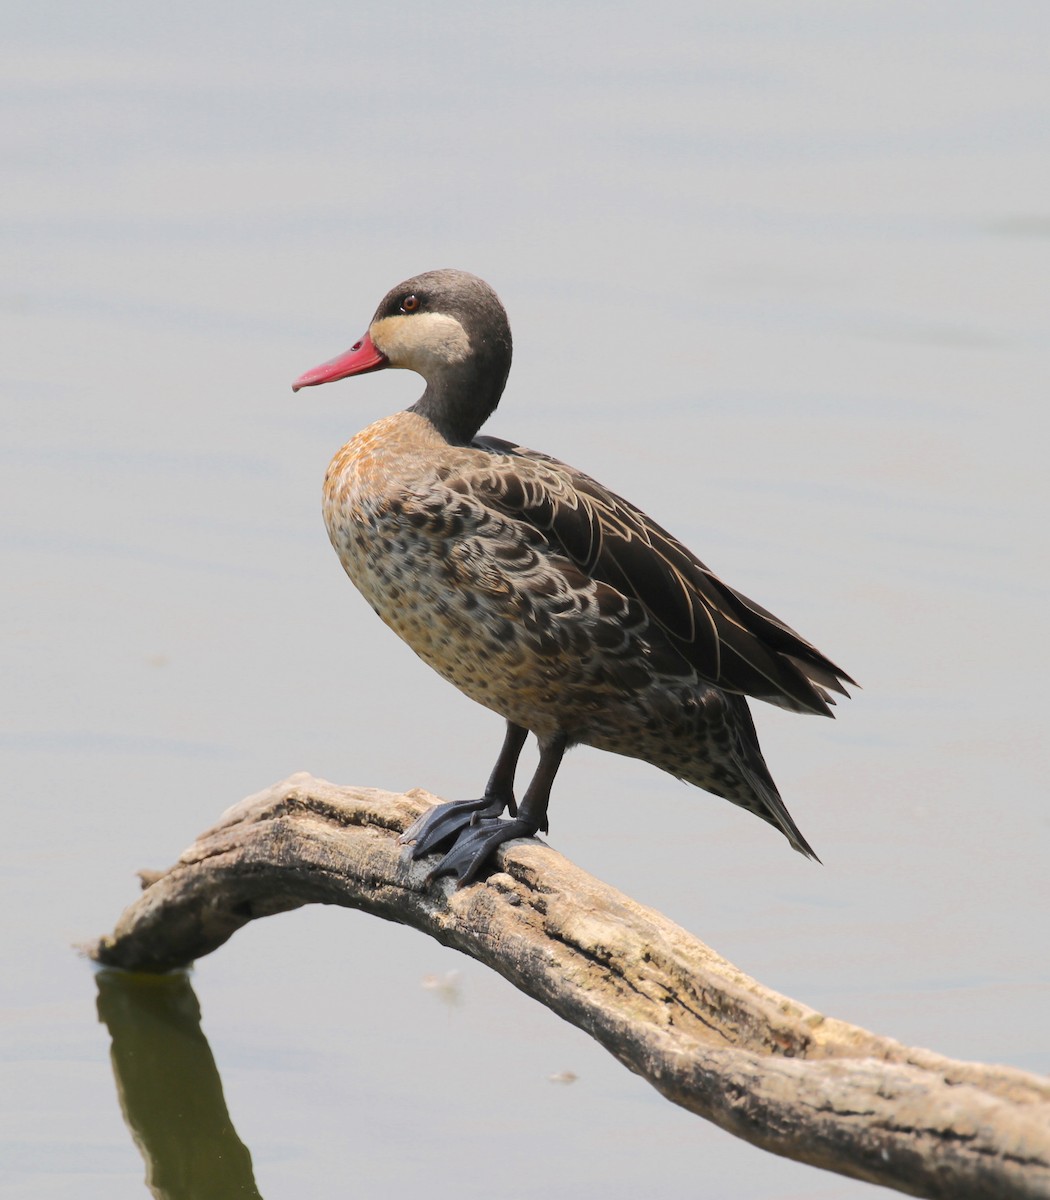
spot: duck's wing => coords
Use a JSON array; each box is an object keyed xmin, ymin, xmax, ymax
[{"xmin": 468, "ymin": 435, "xmax": 856, "ymax": 716}]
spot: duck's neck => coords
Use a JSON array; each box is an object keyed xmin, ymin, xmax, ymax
[{"xmin": 408, "ymin": 341, "xmax": 512, "ymax": 445}]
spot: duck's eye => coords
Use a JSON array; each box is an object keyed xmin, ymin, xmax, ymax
[{"xmin": 400, "ymin": 294, "xmax": 420, "ymax": 313}]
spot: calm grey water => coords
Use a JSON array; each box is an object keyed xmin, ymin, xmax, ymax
[{"xmin": 3, "ymin": 4, "xmax": 1048, "ymax": 1197}]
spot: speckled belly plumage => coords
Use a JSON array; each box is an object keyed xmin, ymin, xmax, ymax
[{"xmin": 322, "ymin": 412, "xmax": 777, "ymax": 815}]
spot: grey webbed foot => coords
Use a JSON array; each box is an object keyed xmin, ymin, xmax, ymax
[
  {"xmin": 427, "ymin": 817, "xmax": 539, "ymax": 886},
  {"xmin": 400, "ymin": 796, "xmax": 510, "ymax": 860},
  {"xmin": 403, "ymin": 727, "xmax": 562, "ymax": 887}
]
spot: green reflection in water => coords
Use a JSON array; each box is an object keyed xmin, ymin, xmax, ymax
[{"xmin": 95, "ymin": 969, "xmax": 263, "ymax": 1199}]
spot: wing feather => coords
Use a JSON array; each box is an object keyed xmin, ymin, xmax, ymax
[{"xmin": 469, "ymin": 434, "xmax": 855, "ymax": 714}]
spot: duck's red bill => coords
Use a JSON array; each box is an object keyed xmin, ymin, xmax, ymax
[{"xmin": 292, "ymin": 332, "xmax": 388, "ymax": 391}]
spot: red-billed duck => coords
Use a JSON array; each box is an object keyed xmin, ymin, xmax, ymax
[{"xmin": 293, "ymin": 269, "xmax": 855, "ymax": 885}]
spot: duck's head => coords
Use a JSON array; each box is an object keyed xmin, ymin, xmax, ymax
[{"xmin": 293, "ymin": 268, "xmax": 513, "ymax": 443}]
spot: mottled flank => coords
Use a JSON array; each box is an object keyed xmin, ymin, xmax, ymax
[{"xmin": 300, "ymin": 268, "xmax": 855, "ymax": 881}]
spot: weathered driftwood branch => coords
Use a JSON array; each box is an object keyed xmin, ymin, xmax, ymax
[{"xmin": 90, "ymin": 773, "xmax": 1050, "ymax": 1199}]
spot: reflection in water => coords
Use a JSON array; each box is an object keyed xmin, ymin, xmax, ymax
[{"xmin": 95, "ymin": 969, "xmax": 263, "ymax": 1199}]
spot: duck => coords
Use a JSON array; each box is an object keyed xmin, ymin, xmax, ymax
[{"xmin": 293, "ymin": 269, "xmax": 855, "ymax": 885}]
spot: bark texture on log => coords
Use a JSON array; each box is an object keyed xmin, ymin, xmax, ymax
[{"xmin": 89, "ymin": 774, "xmax": 1050, "ymax": 1199}]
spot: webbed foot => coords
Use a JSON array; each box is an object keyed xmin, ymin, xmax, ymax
[
  {"xmin": 400, "ymin": 796, "xmax": 510, "ymax": 860},
  {"xmin": 428, "ymin": 817, "xmax": 539, "ymax": 887},
  {"xmin": 401, "ymin": 725, "xmax": 562, "ymax": 888}
]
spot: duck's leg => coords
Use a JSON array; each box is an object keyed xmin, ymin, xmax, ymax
[
  {"xmin": 399, "ymin": 722, "xmax": 528, "ymax": 859},
  {"xmin": 427, "ymin": 732, "xmax": 568, "ymax": 886}
]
